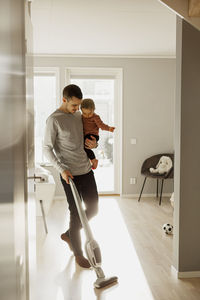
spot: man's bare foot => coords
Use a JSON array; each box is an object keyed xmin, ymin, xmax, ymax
[
  {"xmin": 91, "ymin": 158, "xmax": 98, "ymax": 170},
  {"xmin": 75, "ymin": 255, "xmax": 91, "ymax": 268},
  {"xmin": 60, "ymin": 232, "xmax": 73, "ymax": 251}
]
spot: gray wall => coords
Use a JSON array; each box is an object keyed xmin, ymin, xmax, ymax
[
  {"xmin": 34, "ymin": 56, "xmax": 175, "ymax": 196},
  {"xmin": 174, "ymin": 17, "xmax": 200, "ymax": 273}
]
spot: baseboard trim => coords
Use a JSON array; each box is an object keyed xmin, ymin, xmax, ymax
[
  {"xmin": 54, "ymin": 194, "xmax": 120, "ymax": 199},
  {"xmin": 171, "ymin": 265, "xmax": 200, "ymax": 278},
  {"xmin": 121, "ymin": 193, "xmax": 172, "ymax": 198},
  {"xmin": 54, "ymin": 196, "xmax": 66, "ymax": 200},
  {"xmin": 55, "ymin": 193, "xmax": 171, "ymax": 199},
  {"xmin": 99, "ymin": 193, "xmax": 120, "ymax": 196},
  {"xmin": 33, "ymin": 53, "xmax": 176, "ymax": 59}
]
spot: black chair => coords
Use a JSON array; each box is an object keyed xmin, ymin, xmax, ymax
[{"xmin": 138, "ymin": 153, "xmax": 174, "ymax": 205}]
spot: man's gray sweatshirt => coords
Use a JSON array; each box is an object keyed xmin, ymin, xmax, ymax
[{"xmin": 43, "ymin": 109, "xmax": 91, "ymax": 175}]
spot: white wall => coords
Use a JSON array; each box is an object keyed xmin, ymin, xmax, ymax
[{"xmin": 34, "ymin": 56, "xmax": 175, "ymax": 196}]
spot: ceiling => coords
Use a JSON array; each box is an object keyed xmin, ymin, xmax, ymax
[{"xmin": 31, "ymin": 0, "xmax": 176, "ymax": 56}]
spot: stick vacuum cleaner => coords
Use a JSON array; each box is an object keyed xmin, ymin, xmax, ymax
[{"xmin": 69, "ymin": 178, "xmax": 118, "ymax": 289}]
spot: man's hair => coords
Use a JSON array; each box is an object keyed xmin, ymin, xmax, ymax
[
  {"xmin": 63, "ymin": 84, "xmax": 83, "ymax": 100},
  {"xmin": 81, "ymin": 98, "xmax": 95, "ymax": 110}
]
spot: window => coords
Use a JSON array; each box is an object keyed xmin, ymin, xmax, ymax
[{"xmin": 34, "ymin": 70, "xmax": 59, "ymax": 163}]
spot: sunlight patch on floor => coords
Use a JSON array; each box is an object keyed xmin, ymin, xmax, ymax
[
  {"xmin": 80, "ymin": 196, "xmax": 155, "ymax": 300},
  {"xmin": 36, "ymin": 196, "xmax": 156, "ymax": 300}
]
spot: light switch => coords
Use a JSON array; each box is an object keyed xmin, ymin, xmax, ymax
[
  {"xmin": 130, "ymin": 138, "xmax": 137, "ymax": 145},
  {"xmin": 130, "ymin": 177, "xmax": 136, "ymax": 184}
]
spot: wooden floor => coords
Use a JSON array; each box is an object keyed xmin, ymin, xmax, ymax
[{"xmin": 36, "ymin": 196, "xmax": 200, "ymax": 300}]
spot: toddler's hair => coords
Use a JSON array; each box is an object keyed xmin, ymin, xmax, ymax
[{"xmin": 81, "ymin": 98, "xmax": 95, "ymax": 110}]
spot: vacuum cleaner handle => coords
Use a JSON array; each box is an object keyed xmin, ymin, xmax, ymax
[
  {"xmin": 69, "ymin": 177, "xmax": 94, "ymax": 241},
  {"xmin": 69, "ymin": 178, "xmax": 118, "ymax": 288}
]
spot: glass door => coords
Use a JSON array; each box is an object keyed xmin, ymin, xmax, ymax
[
  {"xmin": 72, "ymin": 78, "xmax": 114, "ymax": 193},
  {"xmin": 68, "ymin": 69, "xmax": 122, "ymax": 194}
]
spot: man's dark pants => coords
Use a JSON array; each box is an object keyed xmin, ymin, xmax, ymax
[{"xmin": 60, "ymin": 170, "xmax": 98, "ymax": 256}]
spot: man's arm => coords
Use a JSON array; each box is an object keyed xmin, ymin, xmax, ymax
[{"xmin": 43, "ymin": 117, "xmax": 71, "ymax": 175}]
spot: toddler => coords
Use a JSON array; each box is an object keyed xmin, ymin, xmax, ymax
[{"xmin": 81, "ymin": 98, "xmax": 115, "ymax": 169}]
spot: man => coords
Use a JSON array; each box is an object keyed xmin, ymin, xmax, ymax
[{"xmin": 43, "ymin": 84, "xmax": 98, "ymax": 268}]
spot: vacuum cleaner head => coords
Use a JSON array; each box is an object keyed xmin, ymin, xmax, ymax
[{"xmin": 94, "ymin": 276, "xmax": 118, "ymax": 289}]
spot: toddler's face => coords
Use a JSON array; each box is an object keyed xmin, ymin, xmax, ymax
[{"xmin": 81, "ymin": 108, "xmax": 94, "ymax": 118}]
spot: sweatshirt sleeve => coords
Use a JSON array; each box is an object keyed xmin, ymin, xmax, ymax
[
  {"xmin": 43, "ymin": 117, "xmax": 69, "ymax": 174},
  {"xmin": 94, "ymin": 115, "xmax": 110, "ymax": 131}
]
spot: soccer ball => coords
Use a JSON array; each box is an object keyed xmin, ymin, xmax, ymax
[{"xmin": 162, "ymin": 223, "xmax": 173, "ymax": 234}]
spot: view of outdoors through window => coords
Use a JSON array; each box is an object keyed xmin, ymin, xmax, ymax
[
  {"xmin": 71, "ymin": 78, "xmax": 115, "ymax": 192},
  {"xmin": 34, "ymin": 74, "xmax": 57, "ymax": 163}
]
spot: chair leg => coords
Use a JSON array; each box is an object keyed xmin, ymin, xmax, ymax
[
  {"xmin": 159, "ymin": 179, "xmax": 164, "ymax": 205},
  {"xmin": 138, "ymin": 177, "xmax": 147, "ymax": 202},
  {"xmin": 156, "ymin": 179, "xmax": 159, "ymax": 198}
]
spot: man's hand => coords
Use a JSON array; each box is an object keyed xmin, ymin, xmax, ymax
[
  {"xmin": 85, "ymin": 135, "xmax": 97, "ymax": 149},
  {"xmin": 61, "ymin": 170, "xmax": 74, "ymax": 184}
]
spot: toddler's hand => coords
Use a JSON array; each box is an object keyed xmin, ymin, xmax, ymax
[{"xmin": 109, "ymin": 127, "xmax": 115, "ymax": 132}]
